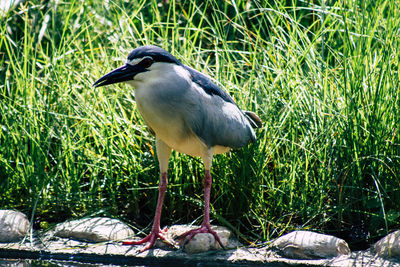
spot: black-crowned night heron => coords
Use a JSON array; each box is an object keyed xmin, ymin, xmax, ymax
[{"xmin": 93, "ymin": 45, "xmax": 261, "ymax": 252}]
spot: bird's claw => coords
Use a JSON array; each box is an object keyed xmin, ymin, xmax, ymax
[
  {"xmin": 122, "ymin": 227, "xmax": 176, "ymax": 253},
  {"xmin": 178, "ymin": 224, "xmax": 225, "ymax": 249}
]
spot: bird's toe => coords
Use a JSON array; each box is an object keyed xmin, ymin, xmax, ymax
[{"xmin": 122, "ymin": 228, "xmax": 176, "ymax": 253}]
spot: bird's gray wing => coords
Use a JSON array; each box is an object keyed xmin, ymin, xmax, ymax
[
  {"xmin": 183, "ymin": 84, "xmax": 256, "ymax": 149},
  {"xmin": 185, "ymin": 65, "xmax": 262, "ymax": 129}
]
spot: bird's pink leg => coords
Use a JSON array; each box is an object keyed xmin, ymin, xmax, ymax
[
  {"xmin": 179, "ymin": 170, "xmax": 225, "ymax": 248},
  {"xmin": 123, "ymin": 172, "xmax": 174, "ymax": 252}
]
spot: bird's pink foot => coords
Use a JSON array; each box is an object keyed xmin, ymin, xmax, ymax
[
  {"xmin": 178, "ymin": 223, "xmax": 225, "ymax": 249},
  {"xmin": 122, "ymin": 227, "xmax": 175, "ymax": 252}
]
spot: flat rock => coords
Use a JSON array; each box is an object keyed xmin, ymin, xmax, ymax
[
  {"xmin": 165, "ymin": 224, "xmax": 234, "ymax": 253},
  {"xmin": 374, "ymin": 230, "xmax": 400, "ymax": 258},
  {"xmin": 53, "ymin": 217, "xmax": 134, "ymax": 242},
  {"xmin": 271, "ymin": 230, "xmax": 351, "ymax": 259},
  {"xmin": 0, "ymin": 210, "xmax": 30, "ymax": 242}
]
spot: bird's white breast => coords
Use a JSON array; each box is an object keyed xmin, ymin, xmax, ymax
[{"xmin": 128, "ymin": 63, "xmax": 229, "ymax": 157}]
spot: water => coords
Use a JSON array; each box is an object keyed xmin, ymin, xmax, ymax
[
  {"xmin": 0, "ymin": 246, "xmax": 278, "ymax": 266},
  {"xmin": 0, "ymin": 258, "xmax": 269, "ymax": 267},
  {"xmin": 1, "ymin": 258, "xmax": 109, "ymax": 266}
]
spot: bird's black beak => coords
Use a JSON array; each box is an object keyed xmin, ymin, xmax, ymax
[{"xmin": 93, "ymin": 64, "xmax": 146, "ymax": 87}]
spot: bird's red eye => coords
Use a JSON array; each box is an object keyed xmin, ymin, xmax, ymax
[{"xmin": 141, "ymin": 57, "xmax": 153, "ymax": 68}]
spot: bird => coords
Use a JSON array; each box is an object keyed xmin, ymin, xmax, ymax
[{"xmin": 93, "ymin": 45, "xmax": 261, "ymax": 252}]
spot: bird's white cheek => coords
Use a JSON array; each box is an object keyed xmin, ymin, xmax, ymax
[
  {"xmin": 133, "ymin": 72, "xmax": 149, "ymax": 83},
  {"xmin": 126, "ymin": 80, "xmax": 138, "ymax": 88},
  {"xmin": 126, "ymin": 74, "xmax": 148, "ymax": 88}
]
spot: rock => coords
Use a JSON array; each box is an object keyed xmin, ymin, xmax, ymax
[
  {"xmin": 374, "ymin": 230, "xmax": 400, "ymax": 258},
  {"xmin": 0, "ymin": 210, "xmax": 30, "ymax": 242},
  {"xmin": 183, "ymin": 233, "xmax": 215, "ymax": 253},
  {"xmin": 54, "ymin": 217, "xmax": 134, "ymax": 242},
  {"xmin": 271, "ymin": 230, "xmax": 351, "ymax": 259},
  {"xmin": 160, "ymin": 224, "xmax": 234, "ymax": 253}
]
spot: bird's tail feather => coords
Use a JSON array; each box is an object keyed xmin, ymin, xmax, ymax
[{"xmin": 244, "ymin": 111, "xmax": 262, "ymax": 129}]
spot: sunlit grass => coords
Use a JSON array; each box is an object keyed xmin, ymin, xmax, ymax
[{"xmin": 1, "ymin": 0, "xmax": 399, "ymax": 248}]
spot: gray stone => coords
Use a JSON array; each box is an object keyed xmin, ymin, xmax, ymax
[
  {"xmin": 54, "ymin": 217, "xmax": 134, "ymax": 242},
  {"xmin": 183, "ymin": 233, "xmax": 214, "ymax": 253},
  {"xmin": 0, "ymin": 210, "xmax": 30, "ymax": 242},
  {"xmin": 271, "ymin": 230, "xmax": 351, "ymax": 259},
  {"xmin": 374, "ymin": 230, "xmax": 400, "ymax": 258}
]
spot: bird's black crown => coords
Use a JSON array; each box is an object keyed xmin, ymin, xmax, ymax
[{"xmin": 128, "ymin": 45, "xmax": 181, "ymax": 65}]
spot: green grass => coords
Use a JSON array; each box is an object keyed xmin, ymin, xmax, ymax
[{"xmin": 1, "ymin": 0, "xmax": 399, "ymax": 248}]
